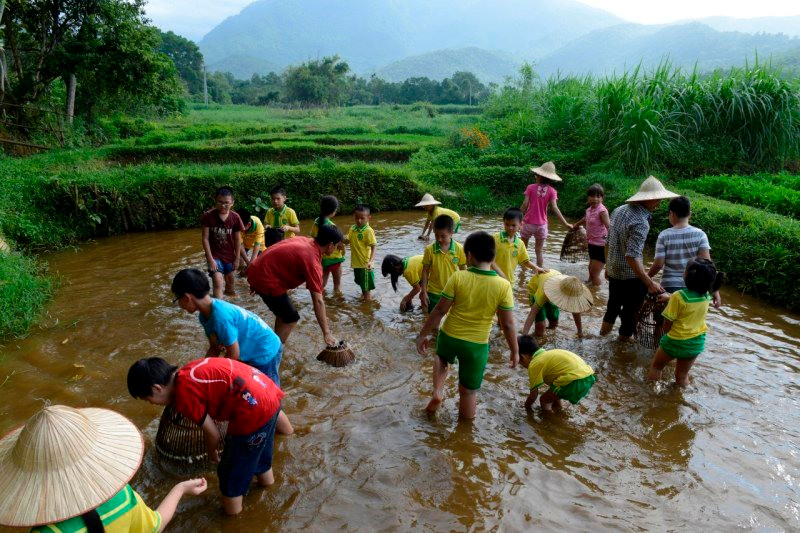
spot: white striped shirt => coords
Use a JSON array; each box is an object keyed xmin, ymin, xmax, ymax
[{"xmin": 654, "ymin": 225, "xmax": 710, "ymax": 289}]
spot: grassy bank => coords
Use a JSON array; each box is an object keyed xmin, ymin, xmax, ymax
[{"xmin": 0, "ymin": 251, "xmax": 54, "ymax": 339}]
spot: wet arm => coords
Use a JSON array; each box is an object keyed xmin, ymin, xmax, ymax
[
  {"xmin": 522, "ymin": 304, "xmax": 540, "ymax": 336},
  {"xmin": 201, "ymin": 415, "xmax": 221, "ymax": 462},
  {"xmin": 156, "ymin": 479, "xmax": 208, "ymax": 532},
  {"xmin": 627, "ymin": 256, "xmax": 662, "ymax": 293},
  {"xmin": 403, "ymin": 284, "xmax": 421, "ymax": 305},
  {"xmin": 520, "ymin": 195, "xmax": 530, "ymax": 214},
  {"xmin": 311, "ymin": 290, "xmax": 336, "ymax": 346},
  {"xmin": 647, "ymin": 257, "xmax": 665, "ymax": 278},
  {"xmin": 206, "ymin": 335, "xmax": 222, "ymax": 357},
  {"xmin": 521, "ymin": 260, "xmax": 546, "ymax": 273},
  {"xmin": 224, "ymin": 341, "xmax": 240, "ymax": 361},
  {"xmin": 420, "ymin": 218, "xmax": 432, "ymax": 238},
  {"xmin": 600, "ymin": 210, "xmax": 611, "ymax": 230},
  {"xmin": 416, "ymin": 298, "xmax": 452, "ymax": 354},
  {"xmin": 573, "ymin": 216, "xmax": 586, "ymax": 228},
  {"xmin": 696, "ymin": 249, "xmax": 720, "ymax": 306},
  {"xmin": 232, "ymin": 232, "xmax": 242, "ymax": 269},
  {"xmin": 201, "ymin": 227, "xmax": 215, "ymax": 268},
  {"xmin": 499, "ymin": 309, "xmax": 519, "ymax": 368},
  {"xmin": 420, "ymin": 265, "xmax": 431, "ymax": 307},
  {"xmin": 550, "ymin": 199, "xmax": 573, "ymax": 230},
  {"xmin": 491, "ymin": 261, "xmax": 508, "ymax": 280},
  {"xmin": 368, "ymin": 245, "xmax": 376, "ymax": 269},
  {"xmin": 524, "ymin": 388, "xmax": 539, "ymax": 410}
]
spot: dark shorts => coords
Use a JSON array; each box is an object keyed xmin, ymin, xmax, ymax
[
  {"xmin": 210, "ymin": 259, "xmax": 234, "ymax": 276},
  {"xmin": 588, "ymin": 244, "xmax": 606, "ymax": 263},
  {"xmin": 354, "ymin": 268, "xmax": 375, "ymax": 292},
  {"xmin": 218, "ymin": 410, "xmax": 280, "ymax": 498},
  {"xmin": 259, "ymin": 293, "xmax": 300, "ymax": 324}
]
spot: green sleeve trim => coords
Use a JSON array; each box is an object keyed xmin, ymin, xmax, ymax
[
  {"xmin": 531, "ymin": 381, "xmax": 544, "ymax": 389},
  {"xmin": 498, "ymin": 305, "xmax": 514, "ymax": 311},
  {"xmin": 441, "ymin": 292, "xmax": 454, "ymax": 300}
]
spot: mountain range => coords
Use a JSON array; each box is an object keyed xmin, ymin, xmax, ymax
[{"xmin": 196, "ymin": 0, "xmax": 800, "ymax": 81}]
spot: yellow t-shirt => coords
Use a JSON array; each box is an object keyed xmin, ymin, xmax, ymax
[
  {"xmin": 403, "ymin": 255, "xmax": 424, "ymax": 286},
  {"xmin": 422, "ymin": 240, "xmax": 467, "ymax": 295},
  {"xmin": 440, "ymin": 268, "xmax": 515, "ymax": 344},
  {"xmin": 266, "ymin": 206, "xmax": 300, "ymax": 238},
  {"xmin": 662, "ymin": 289, "xmax": 711, "ymax": 340},
  {"xmin": 348, "ymin": 224, "xmax": 377, "ymax": 268},
  {"xmin": 494, "ymin": 231, "xmax": 529, "ymax": 283},
  {"xmin": 31, "ymin": 485, "xmax": 161, "ymax": 533},
  {"xmin": 527, "ymin": 348, "xmax": 594, "ymax": 389},
  {"xmin": 241, "ymin": 215, "xmax": 265, "ymax": 250},
  {"xmin": 427, "ymin": 206, "xmax": 461, "ymax": 227},
  {"xmin": 311, "ymin": 218, "xmax": 345, "ymax": 263},
  {"xmin": 527, "ymin": 269, "xmax": 562, "ymax": 306}
]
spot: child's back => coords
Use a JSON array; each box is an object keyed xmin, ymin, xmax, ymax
[
  {"xmin": 441, "ymin": 268, "xmax": 514, "ymax": 343},
  {"xmin": 527, "ymin": 269, "xmax": 562, "ymax": 305},
  {"xmin": 655, "ymin": 226, "xmax": 710, "ymax": 291}
]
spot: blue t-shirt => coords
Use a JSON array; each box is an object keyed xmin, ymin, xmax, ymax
[{"xmin": 199, "ymin": 299, "xmax": 281, "ymax": 366}]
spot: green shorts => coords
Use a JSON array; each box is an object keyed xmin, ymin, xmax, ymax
[
  {"xmin": 354, "ymin": 268, "xmax": 375, "ymax": 292},
  {"xmin": 322, "ymin": 256, "xmax": 345, "ymax": 269},
  {"xmin": 660, "ymin": 333, "xmax": 705, "ymax": 360},
  {"xmin": 427, "ymin": 292, "xmax": 442, "ymax": 313},
  {"xmin": 531, "ymin": 298, "xmax": 560, "ymax": 323},
  {"xmin": 551, "ymin": 374, "xmax": 596, "ymax": 404},
  {"xmin": 436, "ymin": 330, "xmax": 489, "ymax": 390}
]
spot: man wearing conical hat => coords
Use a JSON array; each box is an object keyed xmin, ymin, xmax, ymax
[
  {"xmin": 0, "ymin": 405, "xmax": 207, "ymax": 531},
  {"xmin": 601, "ymin": 176, "xmax": 678, "ymax": 340}
]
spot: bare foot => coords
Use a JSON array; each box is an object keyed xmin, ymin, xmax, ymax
[
  {"xmin": 541, "ymin": 402, "xmax": 554, "ymax": 413},
  {"xmin": 553, "ymin": 399, "xmax": 563, "ymax": 412},
  {"xmin": 425, "ymin": 394, "xmax": 443, "ymax": 414}
]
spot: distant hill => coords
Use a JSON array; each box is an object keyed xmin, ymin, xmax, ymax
[
  {"xmin": 375, "ymin": 48, "xmax": 520, "ymax": 83},
  {"xmin": 206, "ymin": 54, "xmax": 278, "ymax": 79},
  {"xmin": 535, "ymin": 22, "xmax": 800, "ymax": 77},
  {"xmin": 698, "ymin": 16, "xmax": 800, "ymax": 37},
  {"xmin": 198, "ymin": 0, "xmax": 623, "ymax": 77}
]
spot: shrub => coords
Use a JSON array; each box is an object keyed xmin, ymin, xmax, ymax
[
  {"xmin": 448, "ymin": 127, "xmax": 490, "ymax": 150},
  {"xmin": 686, "ymin": 175, "xmax": 800, "ymax": 219},
  {"xmin": 0, "ymin": 251, "xmax": 53, "ymax": 338}
]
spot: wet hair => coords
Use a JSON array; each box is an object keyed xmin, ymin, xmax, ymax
[
  {"xmin": 587, "ymin": 183, "xmax": 605, "ymax": 198},
  {"xmin": 237, "ymin": 208, "xmax": 252, "ymax": 227},
  {"xmin": 318, "ymin": 195, "xmax": 339, "ymax": 224},
  {"xmin": 517, "ymin": 334, "xmax": 538, "ymax": 355},
  {"xmin": 669, "ymin": 196, "xmax": 691, "ymax": 219},
  {"xmin": 354, "ymin": 204, "xmax": 371, "ymax": 215},
  {"xmin": 433, "ymin": 214, "xmax": 454, "ymax": 232},
  {"xmin": 171, "ymin": 268, "xmax": 210, "ymax": 299},
  {"xmin": 503, "ymin": 207, "xmax": 524, "ymax": 222},
  {"xmin": 314, "ymin": 223, "xmax": 343, "ymax": 247},
  {"xmin": 127, "ymin": 357, "xmax": 178, "ymax": 399},
  {"xmin": 685, "ymin": 258, "xmax": 722, "ymax": 294},
  {"xmin": 270, "ymin": 186, "xmax": 286, "ymax": 197},
  {"xmin": 464, "ymin": 231, "xmax": 496, "ymax": 263},
  {"xmin": 215, "ymin": 186, "xmax": 234, "ymax": 198},
  {"xmin": 381, "ymin": 254, "xmax": 404, "ymax": 291}
]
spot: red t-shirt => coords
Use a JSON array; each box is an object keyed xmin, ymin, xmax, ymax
[
  {"xmin": 246, "ymin": 237, "xmax": 324, "ymax": 296},
  {"xmin": 174, "ymin": 358, "xmax": 284, "ymax": 436},
  {"xmin": 200, "ymin": 209, "xmax": 244, "ymax": 264}
]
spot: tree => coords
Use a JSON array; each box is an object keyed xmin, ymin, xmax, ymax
[
  {"xmin": 283, "ymin": 56, "xmax": 350, "ymax": 106},
  {"xmin": 158, "ymin": 30, "xmax": 204, "ymax": 94}
]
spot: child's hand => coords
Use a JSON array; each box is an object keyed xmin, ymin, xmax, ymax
[
  {"xmin": 509, "ymin": 352, "xmax": 519, "ymax": 368},
  {"xmin": 179, "ymin": 478, "xmax": 208, "ymax": 496},
  {"xmin": 415, "ymin": 334, "xmax": 429, "ymax": 355},
  {"xmin": 367, "ymin": 261, "xmax": 373, "ymax": 270},
  {"xmin": 418, "ymin": 234, "xmax": 428, "ymax": 241}
]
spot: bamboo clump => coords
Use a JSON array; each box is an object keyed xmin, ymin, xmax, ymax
[
  {"xmin": 560, "ymin": 227, "xmax": 589, "ymax": 263},
  {"xmin": 317, "ymin": 340, "xmax": 355, "ymax": 367}
]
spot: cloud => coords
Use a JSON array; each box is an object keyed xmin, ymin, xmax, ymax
[{"xmin": 144, "ymin": 0, "xmax": 253, "ymax": 41}]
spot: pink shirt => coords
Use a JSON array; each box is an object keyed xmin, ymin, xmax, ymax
[
  {"xmin": 523, "ymin": 183, "xmax": 557, "ymax": 225},
  {"xmin": 585, "ymin": 204, "xmax": 609, "ymax": 246}
]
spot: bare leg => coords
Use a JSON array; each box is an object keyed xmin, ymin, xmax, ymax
[
  {"xmin": 540, "ymin": 389, "xmax": 560, "ymax": 412},
  {"xmin": 547, "ymin": 319, "xmax": 559, "ymax": 330},
  {"xmin": 273, "ymin": 318, "xmax": 296, "ymax": 345},
  {"xmin": 223, "ymin": 272, "xmax": 236, "ymax": 296},
  {"xmin": 276, "ymin": 410, "xmax": 294, "ymax": 435},
  {"xmin": 457, "ymin": 385, "xmax": 478, "ymax": 420},
  {"xmin": 222, "ymin": 496, "xmax": 243, "ymax": 516},
  {"xmin": 534, "ymin": 320, "xmax": 546, "ymax": 337},
  {"xmin": 426, "ymin": 356, "xmax": 448, "ymax": 413},
  {"xmin": 534, "ymin": 235, "xmax": 545, "ymax": 268},
  {"xmin": 256, "ymin": 468, "xmax": 274, "ymax": 487},
  {"xmin": 674, "ymin": 357, "xmax": 697, "ymax": 387},
  {"xmin": 211, "ymin": 272, "xmax": 224, "ymax": 299},
  {"xmin": 588, "ymin": 259, "xmax": 604, "ymax": 286},
  {"xmin": 647, "ymin": 347, "xmax": 672, "ymax": 382},
  {"xmin": 332, "ymin": 267, "xmax": 342, "ymax": 293},
  {"xmin": 362, "ymin": 290, "xmax": 372, "ymax": 301},
  {"xmin": 322, "ymin": 270, "xmax": 330, "ymax": 289}
]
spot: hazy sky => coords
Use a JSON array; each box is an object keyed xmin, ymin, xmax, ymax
[{"xmin": 145, "ymin": 0, "xmax": 800, "ymax": 41}]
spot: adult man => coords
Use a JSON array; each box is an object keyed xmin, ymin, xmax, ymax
[
  {"xmin": 601, "ymin": 176, "xmax": 678, "ymax": 340},
  {"xmin": 246, "ymin": 223, "xmax": 342, "ymax": 346}
]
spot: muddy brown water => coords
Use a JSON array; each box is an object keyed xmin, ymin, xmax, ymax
[{"xmin": 1, "ymin": 211, "xmax": 799, "ymax": 531}]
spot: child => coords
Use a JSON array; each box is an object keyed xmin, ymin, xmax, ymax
[
  {"xmin": 237, "ymin": 207, "xmax": 265, "ymax": 270},
  {"xmin": 647, "ymin": 195, "xmax": 721, "ymax": 307},
  {"xmin": 572, "ymin": 183, "xmax": 610, "ymax": 286},
  {"xmin": 201, "ymin": 186, "xmax": 244, "ymax": 298},
  {"xmin": 520, "ymin": 161, "xmax": 573, "ymax": 267},
  {"xmin": 518, "ymin": 335, "xmax": 596, "ymax": 412},
  {"xmin": 382, "ymin": 254, "xmax": 424, "ymax": 311},
  {"xmin": 265, "ymin": 186, "xmax": 301, "ymax": 238},
  {"xmin": 647, "ymin": 258, "xmax": 722, "ymax": 386},
  {"xmin": 128, "ymin": 356, "xmax": 283, "ymax": 516},
  {"xmin": 416, "ymin": 231, "xmax": 518, "ymax": 419},
  {"xmin": 523, "ymin": 273, "xmax": 593, "ymax": 337},
  {"xmin": 171, "ymin": 267, "xmax": 293, "ymax": 435},
  {"xmin": 310, "ymin": 195, "xmax": 346, "ymax": 292},
  {"xmin": 346, "ymin": 204, "xmax": 377, "ymax": 300},
  {"xmin": 0, "ymin": 404, "xmax": 206, "ymax": 532},
  {"xmin": 420, "ymin": 214, "xmax": 467, "ymax": 313},
  {"xmin": 416, "ymin": 193, "xmax": 461, "ymax": 240},
  {"xmin": 492, "ymin": 207, "xmax": 548, "ymax": 283}
]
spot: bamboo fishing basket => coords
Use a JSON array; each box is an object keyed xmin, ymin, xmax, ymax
[
  {"xmin": 317, "ymin": 340, "xmax": 355, "ymax": 367},
  {"xmin": 559, "ymin": 227, "xmax": 589, "ymax": 263},
  {"xmin": 634, "ymin": 294, "xmax": 669, "ymax": 349},
  {"xmin": 155, "ymin": 405, "xmax": 226, "ymax": 465}
]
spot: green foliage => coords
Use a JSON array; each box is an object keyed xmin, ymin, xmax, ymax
[
  {"xmin": 0, "ymin": 251, "xmax": 53, "ymax": 338},
  {"xmin": 283, "ymin": 56, "xmax": 351, "ymax": 106},
  {"xmin": 158, "ymin": 30, "xmax": 204, "ymax": 94},
  {"xmin": 686, "ymin": 175, "xmax": 800, "ymax": 219}
]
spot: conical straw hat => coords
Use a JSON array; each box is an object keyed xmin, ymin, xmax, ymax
[
  {"xmin": 543, "ymin": 275, "xmax": 594, "ymax": 313},
  {"xmin": 0, "ymin": 405, "xmax": 144, "ymax": 527},
  {"xmin": 415, "ymin": 193, "xmax": 441, "ymax": 207},
  {"xmin": 529, "ymin": 161, "xmax": 562, "ymax": 182},
  {"xmin": 626, "ymin": 176, "xmax": 678, "ymax": 203}
]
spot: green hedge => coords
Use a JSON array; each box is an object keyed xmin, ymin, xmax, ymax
[
  {"xmin": 0, "ymin": 251, "xmax": 54, "ymax": 338},
  {"xmin": 560, "ymin": 173, "xmax": 800, "ymax": 309},
  {"xmin": 685, "ymin": 175, "xmax": 800, "ymax": 219}
]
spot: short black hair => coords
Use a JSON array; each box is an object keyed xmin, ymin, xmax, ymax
[
  {"xmin": 433, "ymin": 214, "xmax": 454, "ymax": 232},
  {"xmin": 314, "ymin": 223, "xmax": 343, "ymax": 247},
  {"xmin": 669, "ymin": 196, "xmax": 691, "ymax": 218},
  {"xmin": 381, "ymin": 254, "xmax": 404, "ymax": 291},
  {"xmin": 171, "ymin": 268, "xmax": 210, "ymax": 299},
  {"xmin": 216, "ymin": 186, "xmax": 234, "ymax": 198},
  {"xmin": 270, "ymin": 186, "xmax": 286, "ymax": 197},
  {"xmin": 685, "ymin": 258, "xmax": 718, "ymax": 294},
  {"xmin": 354, "ymin": 204, "xmax": 371, "ymax": 214},
  {"xmin": 319, "ymin": 195, "xmax": 339, "ymax": 221},
  {"xmin": 503, "ymin": 207, "xmax": 523, "ymax": 222},
  {"xmin": 464, "ymin": 231, "xmax": 496, "ymax": 262},
  {"xmin": 587, "ymin": 183, "xmax": 605, "ymax": 197},
  {"xmin": 127, "ymin": 357, "xmax": 178, "ymax": 399},
  {"xmin": 264, "ymin": 227, "xmax": 284, "ymax": 247},
  {"xmin": 237, "ymin": 208, "xmax": 252, "ymax": 226},
  {"xmin": 517, "ymin": 335, "xmax": 539, "ymax": 355}
]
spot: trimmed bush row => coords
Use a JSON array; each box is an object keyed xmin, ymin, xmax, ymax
[
  {"xmin": 559, "ymin": 173, "xmax": 800, "ymax": 310},
  {"xmin": 685, "ymin": 175, "xmax": 800, "ymax": 219},
  {"xmin": 105, "ymin": 143, "xmax": 420, "ymax": 165}
]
